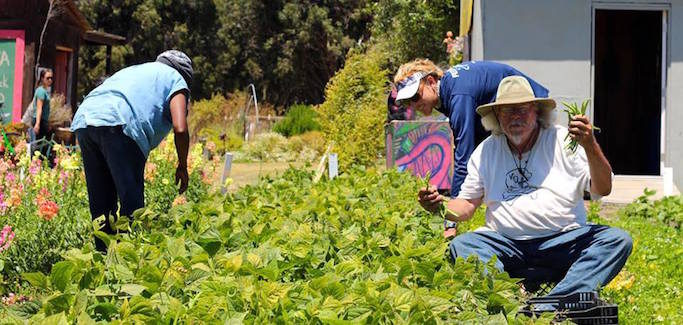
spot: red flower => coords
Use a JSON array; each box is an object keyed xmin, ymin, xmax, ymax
[{"xmin": 38, "ymin": 200, "xmax": 59, "ymax": 221}]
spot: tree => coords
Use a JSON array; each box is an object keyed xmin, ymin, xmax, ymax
[{"xmin": 37, "ymin": 0, "xmax": 67, "ymax": 78}]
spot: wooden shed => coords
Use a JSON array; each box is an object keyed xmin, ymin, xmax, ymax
[{"xmin": 0, "ymin": 0, "xmax": 124, "ymax": 123}]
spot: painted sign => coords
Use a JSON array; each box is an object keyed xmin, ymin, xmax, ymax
[
  {"xmin": 0, "ymin": 30, "xmax": 25, "ymax": 124},
  {"xmin": 385, "ymin": 121, "xmax": 454, "ymax": 191}
]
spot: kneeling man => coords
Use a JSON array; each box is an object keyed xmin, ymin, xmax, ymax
[{"xmin": 418, "ymin": 76, "xmax": 632, "ymax": 297}]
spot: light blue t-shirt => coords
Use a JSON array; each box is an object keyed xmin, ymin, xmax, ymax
[{"xmin": 71, "ymin": 62, "xmax": 188, "ymax": 157}]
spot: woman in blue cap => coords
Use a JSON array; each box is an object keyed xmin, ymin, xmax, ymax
[
  {"xmin": 71, "ymin": 50, "xmax": 193, "ymax": 251},
  {"xmin": 394, "ymin": 59, "xmax": 549, "ymax": 235}
]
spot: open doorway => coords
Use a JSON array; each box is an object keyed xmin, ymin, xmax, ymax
[
  {"xmin": 54, "ymin": 47, "xmax": 72, "ymax": 104},
  {"xmin": 594, "ymin": 9, "xmax": 663, "ymax": 175}
]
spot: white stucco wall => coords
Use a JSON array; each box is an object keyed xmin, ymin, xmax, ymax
[
  {"xmin": 668, "ymin": 1, "xmax": 683, "ymax": 189},
  {"xmin": 469, "ymin": 0, "xmax": 683, "ymax": 189}
]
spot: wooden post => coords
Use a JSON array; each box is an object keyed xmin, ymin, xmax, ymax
[{"xmin": 105, "ymin": 45, "xmax": 112, "ymax": 75}]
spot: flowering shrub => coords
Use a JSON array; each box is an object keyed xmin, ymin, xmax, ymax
[
  {"xmin": 0, "ymin": 144, "xmax": 91, "ymax": 291},
  {"xmin": 0, "ymin": 136, "xmax": 219, "ymax": 292}
]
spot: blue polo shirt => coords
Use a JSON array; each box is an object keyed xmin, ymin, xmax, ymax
[
  {"xmin": 437, "ymin": 61, "xmax": 549, "ymax": 197},
  {"xmin": 71, "ymin": 62, "xmax": 188, "ymax": 157}
]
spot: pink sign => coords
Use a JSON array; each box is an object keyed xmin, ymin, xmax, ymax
[{"xmin": 0, "ymin": 30, "xmax": 25, "ymax": 123}]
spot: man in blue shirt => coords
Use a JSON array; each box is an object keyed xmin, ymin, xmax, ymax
[
  {"xmin": 71, "ymin": 50, "xmax": 193, "ymax": 252},
  {"xmin": 395, "ymin": 59, "xmax": 549, "ymax": 198}
]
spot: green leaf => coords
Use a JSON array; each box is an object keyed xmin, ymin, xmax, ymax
[
  {"xmin": 89, "ymin": 302, "xmax": 118, "ymax": 321},
  {"xmin": 8, "ymin": 300, "xmax": 41, "ymax": 319},
  {"xmin": 22, "ymin": 272, "xmax": 50, "ymax": 290},
  {"xmin": 167, "ymin": 237, "xmax": 187, "ymax": 260},
  {"xmin": 120, "ymin": 283, "xmax": 147, "ymax": 296},
  {"xmin": 76, "ymin": 311, "xmax": 96, "ymax": 325},
  {"xmin": 196, "ymin": 227, "xmax": 222, "ymax": 257},
  {"xmin": 45, "ymin": 293, "xmax": 74, "ymax": 316},
  {"xmin": 37, "ymin": 312, "xmax": 68, "ymax": 325},
  {"xmin": 138, "ymin": 265, "xmax": 163, "ymax": 293}
]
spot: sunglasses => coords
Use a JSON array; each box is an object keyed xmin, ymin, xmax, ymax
[{"xmin": 45, "ymin": 76, "xmax": 53, "ymax": 80}]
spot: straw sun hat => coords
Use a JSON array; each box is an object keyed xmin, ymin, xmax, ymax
[{"xmin": 476, "ymin": 76, "xmax": 555, "ymax": 117}]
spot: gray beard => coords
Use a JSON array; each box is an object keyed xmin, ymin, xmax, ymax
[
  {"xmin": 506, "ymin": 120, "xmax": 538, "ymax": 146},
  {"xmin": 508, "ymin": 134, "xmax": 525, "ymax": 146}
]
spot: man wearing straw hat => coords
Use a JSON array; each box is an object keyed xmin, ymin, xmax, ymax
[{"xmin": 417, "ymin": 76, "xmax": 632, "ymax": 301}]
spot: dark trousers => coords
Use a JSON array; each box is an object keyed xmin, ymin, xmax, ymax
[
  {"xmin": 31, "ymin": 118, "xmax": 53, "ymax": 163},
  {"xmin": 75, "ymin": 126, "xmax": 146, "ymax": 251}
]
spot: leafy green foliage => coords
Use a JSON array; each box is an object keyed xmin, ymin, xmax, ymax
[
  {"xmin": 619, "ymin": 189, "xmax": 682, "ymax": 229},
  {"xmin": 6, "ymin": 167, "xmax": 551, "ymax": 323},
  {"xmin": 273, "ymin": 104, "xmax": 320, "ymax": 137},
  {"xmin": 370, "ymin": 0, "xmax": 460, "ymax": 69},
  {"xmin": 316, "ymin": 46, "xmax": 388, "ymax": 169},
  {"xmin": 588, "ymin": 195, "xmax": 683, "ymax": 324},
  {"xmin": 76, "ymin": 1, "xmax": 374, "ymax": 106}
]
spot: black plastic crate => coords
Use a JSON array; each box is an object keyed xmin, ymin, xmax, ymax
[{"xmin": 519, "ymin": 291, "xmax": 618, "ymax": 324}]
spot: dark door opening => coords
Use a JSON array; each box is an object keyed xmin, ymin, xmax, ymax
[{"xmin": 594, "ymin": 10, "xmax": 662, "ymax": 175}]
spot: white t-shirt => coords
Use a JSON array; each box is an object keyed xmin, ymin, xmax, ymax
[{"xmin": 458, "ymin": 125, "xmax": 593, "ymax": 240}]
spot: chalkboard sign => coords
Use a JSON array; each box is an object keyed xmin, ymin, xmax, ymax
[
  {"xmin": 0, "ymin": 40, "xmax": 16, "ymax": 123},
  {"xmin": 0, "ymin": 30, "xmax": 25, "ymax": 124}
]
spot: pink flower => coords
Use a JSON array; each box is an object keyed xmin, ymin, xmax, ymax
[
  {"xmin": 172, "ymin": 195, "xmax": 187, "ymax": 207},
  {"xmin": 6, "ymin": 172, "xmax": 15, "ymax": 183},
  {"xmin": 0, "ymin": 225, "xmax": 15, "ymax": 252},
  {"xmin": 0, "ymin": 192, "xmax": 7, "ymax": 214},
  {"xmin": 58, "ymin": 171, "xmax": 69, "ymax": 191},
  {"xmin": 1, "ymin": 292, "xmax": 29, "ymax": 306}
]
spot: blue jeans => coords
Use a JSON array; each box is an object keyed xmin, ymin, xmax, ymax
[
  {"xmin": 449, "ymin": 225, "xmax": 632, "ymax": 296},
  {"xmin": 76, "ymin": 126, "xmax": 146, "ymax": 251}
]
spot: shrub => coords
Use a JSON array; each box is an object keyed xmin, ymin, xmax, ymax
[
  {"xmin": 48, "ymin": 93, "xmax": 73, "ymax": 128},
  {"xmin": 316, "ymin": 45, "xmax": 389, "ymax": 170},
  {"xmin": 272, "ymin": 104, "xmax": 320, "ymax": 137},
  {"xmin": 190, "ymin": 92, "xmax": 281, "ymax": 154},
  {"xmin": 287, "ymin": 131, "xmax": 326, "ymax": 157},
  {"xmin": 234, "ymin": 132, "xmax": 322, "ymax": 163},
  {"xmin": 189, "ymin": 93, "xmax": 244, "ymax": 152}
]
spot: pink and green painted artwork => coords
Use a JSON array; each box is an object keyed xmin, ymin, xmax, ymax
[{"xmin": 385, "ymin": 121, "xmax": 454, "ymax": 191}]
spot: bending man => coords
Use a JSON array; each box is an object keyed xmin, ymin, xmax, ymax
[{"xmin": 71, "ymin": 50, "xmax": 193, "ymax": 251}]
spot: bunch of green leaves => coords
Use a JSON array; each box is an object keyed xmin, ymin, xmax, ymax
[
  {"xmin": 273, "ymin": 104, "xmax": 320, "ymax": 137},
  {"xmin": 6, "ymin": 166, "xmax": 552, "ymax": 323},
  {"xmin": 562, "ymin": 99, "xmax": 601, "ymax": 153}
]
